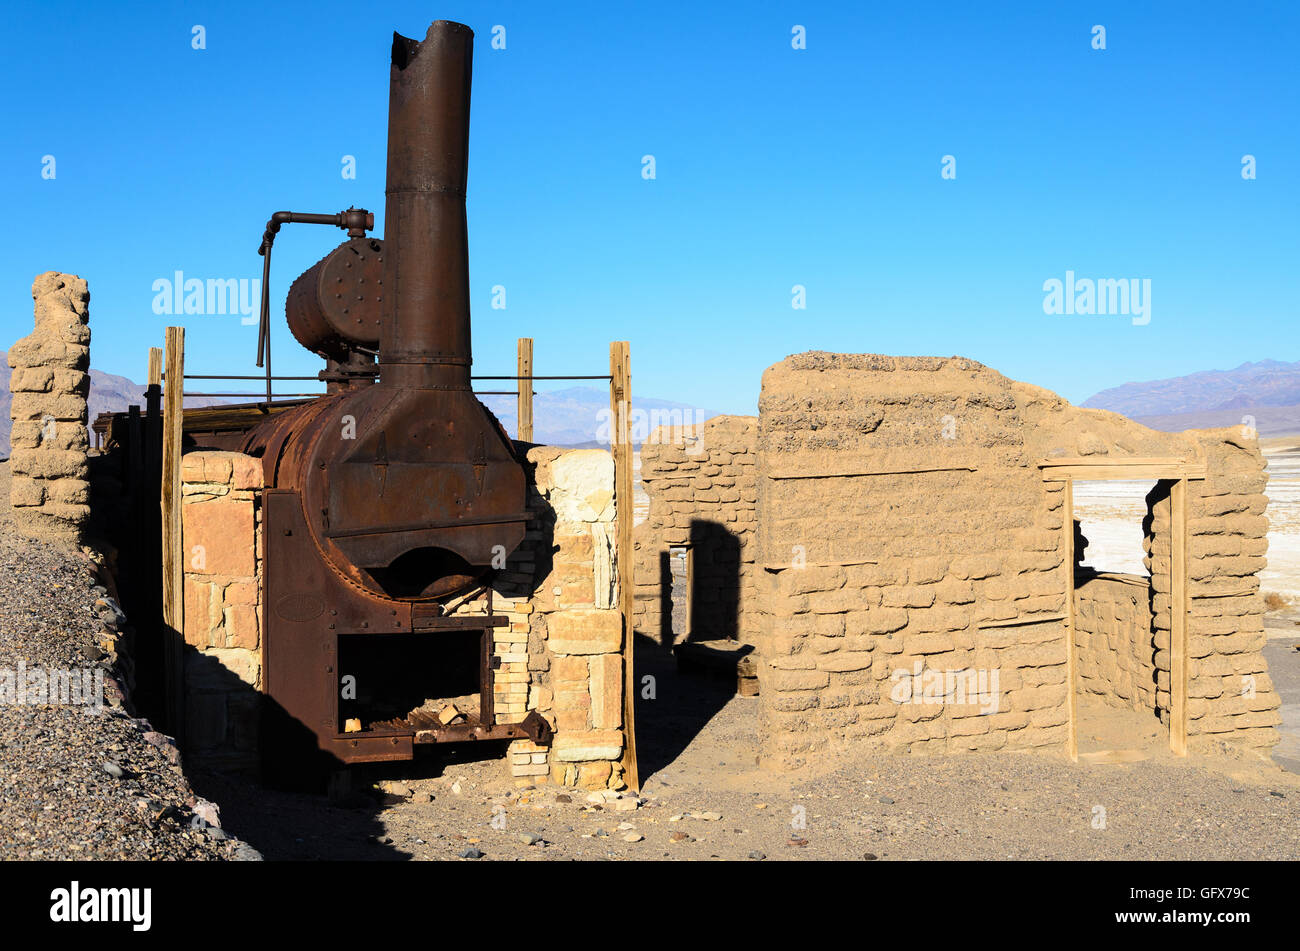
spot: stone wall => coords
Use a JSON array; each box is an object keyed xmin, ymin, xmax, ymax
[
  {"xmin": 180, "ymin": 451, "xmax": 263, "ymax": 772},
  {"xmin": 442, "ymin": 446, "xmax": 626, "ymax": 789},
  {"xmin": 1073, "ymin": 573, "xmax": 1156, "ymax": 713},
  {"xmin": 752, "ymin": 352, "xmax": 1279, "ymax": 769},
  {"xmin": 634, "ymin": 415, "xmax": 759, "ymax": 646},
  {"xmin": 178, "ymin": 444, "xmax": 627, "ymax": 788},
  {"xmin": 7, "ymin": 272, "xmax": 92, "ymax": 540}
]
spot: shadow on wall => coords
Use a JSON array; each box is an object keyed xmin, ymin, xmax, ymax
[{"xmin": 656, "ymin": 519, "xmax": 742, "ymax": 646}]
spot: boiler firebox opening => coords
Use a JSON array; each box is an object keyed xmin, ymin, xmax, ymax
[
  {"xmin": 365, "ymin": 546, "xmax": 481, "ymax": 599},
  {"xmin": 337, "ymin": 631, "xmax": 481, "ymax": 735}
]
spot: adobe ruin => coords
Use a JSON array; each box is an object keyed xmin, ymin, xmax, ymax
[{"xmin": 635, "ymin": 352, "xmax": 1279, "ymax": 769}]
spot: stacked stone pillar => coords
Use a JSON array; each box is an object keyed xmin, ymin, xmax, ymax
[{"xmin": 7, "ymin": 272, "xmax": 92, "ymax": 540}]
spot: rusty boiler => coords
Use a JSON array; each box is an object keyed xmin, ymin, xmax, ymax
[{"xmin": 242, "ymin": 21, "xmax": 551, "ymax": 784}]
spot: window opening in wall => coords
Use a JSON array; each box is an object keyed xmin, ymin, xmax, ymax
[
  {"xmin": 1072, "ymin": 479, "xmax": 1158, "ymax": 576},
  {"xmin": 669, "ymin": 545, "xmax": 693, "ymax": 643}
]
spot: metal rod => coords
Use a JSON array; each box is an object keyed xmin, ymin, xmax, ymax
[
  {"xmin": 183, "ymin": 392, "xmax": 324, "ymax": 398},
  {"xmin": 166, "ymin": 372, "xmax": 610, "ymax": 382},
  {"xmin": 167, "ymin": 374, "xmax": 321, "ymax": 381},
  {"xmin": 472, "ymin": 375, "xmax": 612, "ymax": 381}
]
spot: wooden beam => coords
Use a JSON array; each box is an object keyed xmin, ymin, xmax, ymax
[
  {"xmin": 976, "ymin": 613, "xmax": 1067, "ymax": 630},
  {"xmin": 1038, "ymin": 458, "xmax": 1206, "ymax": 480},
  {"xmin": 767, "ymin": 465, "xmax": 977, "ymax": 481},
  {"xmin": 516, "ymin": 337, "xmax": 533, "ymax": 443},
  {"xmin": 609, "ymin": 341, "xmax": 639, "ymax": 791},
  {"xmin": 1064, "ymin": 477, "xmax": 1078, "ymax": 762},
  {"xmin": 161, "ymin": 328, "xmax": 186, "ymax": 744},
  {"xmin": 1170, "ymin": 477, "xmax": 1189, "ymax": 756},
  {"xmin": 1039, "ymin": 456, "xmax": 1193, "ymax": 467}
]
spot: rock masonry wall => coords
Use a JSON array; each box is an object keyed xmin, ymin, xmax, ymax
[
  {"xmin": 7, "ymin": 273, "xmax": 92, "ymax": 540},
  {"xmin": 180, "ymin": 452, "xmax": 263, "ymax": 772}
]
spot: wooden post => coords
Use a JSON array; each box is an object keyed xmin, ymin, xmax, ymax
[
  {"xmin": 1170, "ymin": 477, "xmax": 1189, "ymax": 756},
  {"xmin": 609, "ymin": 341, "xmax": 639, "ymax": 790},
  {"xmin": 1063, "ymin": 477, "xmax": 1078, "ymax": 762},
  {"xmin": 517, "ymin": 337, "xmax": 534, "ymax": 442},
  {"xmin": 161, "ymin": 328, "xmax": 186, "ymax": 743}
]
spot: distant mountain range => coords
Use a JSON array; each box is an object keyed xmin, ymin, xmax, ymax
[
  {"xmin": 0, "ymin": 350, "xmax": 718, "ymax": 456},
  {"xmin": 1084, "ymin": 359, "xmax": 1300, "ymax": 415},
  {"xmin": 482, "ymin": 386, "xmax": 717, "ymax": 448},
  {"xmin": 1083, "ymin": 359, "xmax": 1300, "ymax": 436}
]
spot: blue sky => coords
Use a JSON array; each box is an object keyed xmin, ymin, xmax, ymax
[{"xmin": 2, "ymin": 0, "xmax": 1295, "ymax": 414}]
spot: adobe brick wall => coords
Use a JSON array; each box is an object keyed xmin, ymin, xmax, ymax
[
  {"xmin": 1073, "ymin": 573, "xmax": 1155, "ymax": 713},
  {"xmin": 1183, "ymin": 432, "xmax": 1278, "ymax": 748},
  {"xmin": 634, "ymin": 415, "xmax": 758, "ymax": 646},
  {"xmin": 753, "ymin": 352, "xmax": 1279, "ymax": 769},
  {"xmin": 7, "ymin": 272, "xmax": 92, "ymax": 541},
  {"xmin": 178, "ymin": 445, "xmax": 628, "ymax": 789}
]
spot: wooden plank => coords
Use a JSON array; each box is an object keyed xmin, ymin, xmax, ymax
[
  {"xmin": 609, "ymin": 341, "xmax": 639, "ymax": 791},
  {"xmin": 767, "ymin": 465, "xmax": 977, "ymax": 480},
  {"xmin": 178, "ymin": 400, "xmax": 308, "ymax": 432},
  {"xmin": 516, "ymin": 337, "xmax": 533, "ymax": 443},
  {"xmin": 761, "ymin": 557, "xmax": 879, "ymax": 571},
  {"xmin": 1039, "ymin": 456, "xmax": 1193, "ymax": 467},
  {"xmin": 977, "ymin": 613, "xmax": 1067, "ymax": 630},
  {"xmin": 1064, "ymin": 477, "xmax": 1078, "ymax": 762},
  {"xmin": 160, "ymin": 328, "xmax": 186, "ymax": 744},
  {"xmin": 1041, "ymin": 464, "xmax": 1206, "ymax": 481},
  {"xmin": 1170, "ymin": 477, "xmax": 1189, "ymax": 756},
  {"xmin": 1038, "ymin": 457, "xmax": 1207, "ymax": 481}
]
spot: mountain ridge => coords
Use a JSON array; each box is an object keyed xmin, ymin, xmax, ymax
[{"xmin": 1082, "ymin": 358, "xmax": 1300, "ymax": 416}]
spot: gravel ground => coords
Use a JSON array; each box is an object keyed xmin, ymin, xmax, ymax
[
  {"xmin": 0, "ymin": 463, "xmax": 250, "ymax": 860},
  {"xmin": 198, "ymin": 642, "xmax": 1300, "ymax": 862}
]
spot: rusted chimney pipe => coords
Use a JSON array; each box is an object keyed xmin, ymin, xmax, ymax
[{"xmin": 380, "ymin": 20, "xmax": 475, "ymax": 390}]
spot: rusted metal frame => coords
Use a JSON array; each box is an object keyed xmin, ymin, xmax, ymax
[
  {"xmin": 326, "ymin": 511, "xmax": 532, "ymax": 538},
  {"xmin": 411, "ymin": 713, "xmax": 551, "ymax": 745},
  {"xmin": 481, "ymin": 625, "xmax": 496, "ymax": 733},
  {"xmin": 407, "ymin": 615, "xmax": 507, "ymax": 632}
]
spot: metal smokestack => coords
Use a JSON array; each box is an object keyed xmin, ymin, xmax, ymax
[{"xmin": 380, "ymin": 20, "xmax": 475, "ymax": 390}]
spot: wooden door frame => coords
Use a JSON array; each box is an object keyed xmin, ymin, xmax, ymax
[{"xmin": 1038, "ymin": 458, "xmax": 1204, "ymax": 759}]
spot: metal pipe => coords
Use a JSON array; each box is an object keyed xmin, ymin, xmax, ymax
[{"xmin": 379, "ymin": 21, "xmax": 475, "ymax": 390}]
